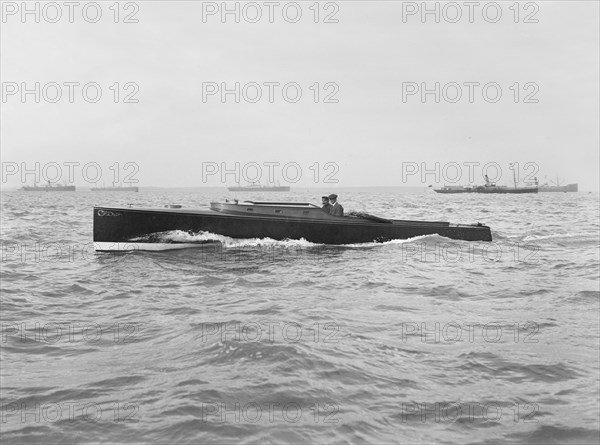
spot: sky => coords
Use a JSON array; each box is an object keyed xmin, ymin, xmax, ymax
[{"xmin": 1, "ymin": 1, "xmax": 599, "ymax": 190}]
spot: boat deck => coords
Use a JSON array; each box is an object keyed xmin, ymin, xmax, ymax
[{"xmin": 211, "ymin": 201, "xmax": 340, "ymax": 221}]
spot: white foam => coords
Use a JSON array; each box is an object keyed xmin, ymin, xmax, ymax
[
  {"xmin": 523, "ymin": 232, "xmax": 597, "ymax": 241},
  {"xmin": 342, "ymin": 234, "xmax": 439, "ymax": 248},
  {"xmin": 94, "ymin": 242, "xmax": 209, "ymax": 252},
  {"xmin": 97, "ymin": 232, "xmax": 441, "ymax": 252},
  {"xmin": 149, "ymin": 230, "xmax": 322, "ymax": 249}
]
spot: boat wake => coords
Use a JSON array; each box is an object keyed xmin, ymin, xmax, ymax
[
  {"xmin": 342, "ymin": 234, "xmax": 440, "ymax": 248},
  {"xmin": 121, "ymin": 230, "xmax": 442, "ymax": 251},
  {"xmin": 128, "ymin": 230, "xmax": 321, "ymax": 250},
  {"xmin": 522, "ymin": 231, "xmax": 599, "ymax": 241}
]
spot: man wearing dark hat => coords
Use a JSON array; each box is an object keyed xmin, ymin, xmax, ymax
[
  {"xmin": 328, "ymin": 194, "xmax": 344, "ymax": 217},
  {"xmin": 321, "ymin": 196, "xmax": 332, "ymax": 213}
]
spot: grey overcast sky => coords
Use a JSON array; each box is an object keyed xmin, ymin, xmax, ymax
[{"xmin": 1, "ymin": 1, "xmax": 599, "ymax": 190}]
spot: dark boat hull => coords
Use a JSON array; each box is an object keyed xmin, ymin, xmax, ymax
[{"xmin": 93, "ymin": 207, "xmax": 492, "ymax": 250}]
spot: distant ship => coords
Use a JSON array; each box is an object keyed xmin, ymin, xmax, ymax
[
  {"xmin": 228, "ymin": 182, "xmax": 290, "ymax": 192},
  {"xmin": 470, "ymin": 174, "xmax": 538, "ymax": 194},
  {"xmin": 433, "ymin": 185, "xmax": 473, "ymax": 194},
  {"xmin": 538, "ymin": 177, "xmax": 578, "ymax": 193},
  {"xmin": 21, "ymin": 182, "xmax": 76, "ymax": 192},
  {"xmin": 435, "ymin": 167, "xmax": 538, "ymax": 194},
  {"xmin": 91, "ymin": 185, "xmax": 139, "ymax": 192}
]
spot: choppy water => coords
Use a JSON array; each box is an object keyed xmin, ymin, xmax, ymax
[{"xmin": 1, "ymin": 189, "xmax": 599, "ymax": 444}]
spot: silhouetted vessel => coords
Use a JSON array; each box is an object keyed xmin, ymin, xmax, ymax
[
  {"xmin": 433, "ymin": 185, "xmax": 473, "ymax": 194},
  {"xmin": 21, "ymin": 182, "xmax": 76, "ymax": 192},
  {"xmin": 435, "ymin": 166, "xmax": 538, "ymax": 194},
  {"xmin": 539, "ymin": 177, "xmax": 578, "ymax": 193},
  {"xmin": 93, "ymin": 200, "xmax": 492, "ymax": 251},
  {"xmin": 91, "ymin": 185, "xmax": 139, "ymax": 192},
  {"xmin": 228, "ymin": 182, "xmax": 290, "ymax": 192},
  {"xmin": 471, "ymin": 174, "xmax": 538, "ymax": 194}
]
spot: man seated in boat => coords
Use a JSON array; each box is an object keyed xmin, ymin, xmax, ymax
[
  {"xmin": 321, "ymin": 196, "xmax": 332, "ymax": 213},
  {"xmin": 328, "ymin": 194, "xmax": 344, "ymax": 217}
]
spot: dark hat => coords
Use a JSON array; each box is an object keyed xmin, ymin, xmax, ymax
[
  {"xmin": 328, "ymin": 194, "xmax": 338, "ymax": 199},
  {"xmin": 321, "ymin": 196, "xmax": 329, "ymax": 199}
]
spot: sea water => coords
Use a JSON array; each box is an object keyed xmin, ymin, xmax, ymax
[{"xmin": 1, "ymin": 189, "xmax": 599, "ymax": 444}]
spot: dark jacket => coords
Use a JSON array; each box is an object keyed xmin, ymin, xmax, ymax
[
  {"xmin": 330, "ymin": 202, "xmax": 344, "ymax": 217},
  {"xmin": 322, "ymin": 203, "xmax": 332, "ymax": 213}
]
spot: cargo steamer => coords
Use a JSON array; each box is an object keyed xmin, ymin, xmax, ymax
[
  {"xmin": 434, "ymin": 172, "xmax": 538, "ymax": 194},
  {"xmin": 22, "ymin": 183, "xmax": 76, "ymax": 192}
]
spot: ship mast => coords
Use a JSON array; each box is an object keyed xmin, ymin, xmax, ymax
[{"xmin": 509, "ymin": 163, "xmax": 517, "ymax": 188}]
